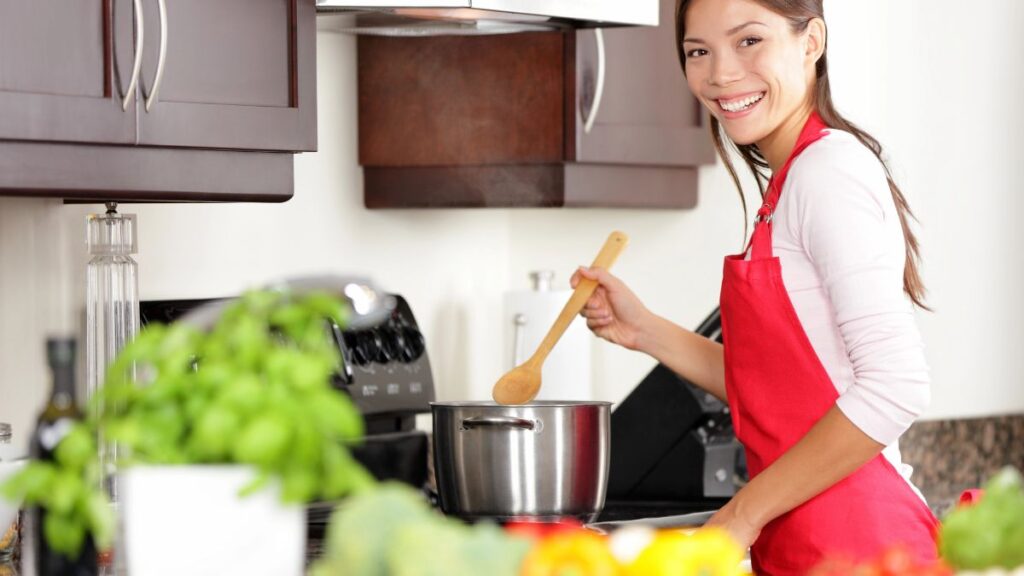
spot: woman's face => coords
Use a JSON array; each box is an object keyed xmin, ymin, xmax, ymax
[{"xmin": 682, "ymin": 0, "xmax": 820, "ymax": 146}]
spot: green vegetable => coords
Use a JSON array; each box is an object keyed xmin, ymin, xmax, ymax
[
  {"xmin": 311, "ymin": 483, "xmax": 530, "ymax": 576},
  {"xmin": 2, "ymin": 289, "xmax": 369, "ymax": 559},
  {"xmin": 939, "ymin": 466, "xmax": 1024, "ymax": 570}
]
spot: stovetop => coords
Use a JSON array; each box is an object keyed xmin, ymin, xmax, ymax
[
  {"xmin": 595, "ymin": 498, "xmax": 727, "ymax": 523},
  {"xmin": 307, "ymin": 495, "xmax": 727, "ymax": 531}
]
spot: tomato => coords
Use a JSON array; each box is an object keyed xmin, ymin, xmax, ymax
[{"xmin": 877, "ymin": 546, "xmax": 916, "ymax": 576}]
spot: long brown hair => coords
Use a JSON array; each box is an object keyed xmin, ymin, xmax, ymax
[{"xmin": 675, "ymin": 0, "xmax": 928, "ymax": 309}]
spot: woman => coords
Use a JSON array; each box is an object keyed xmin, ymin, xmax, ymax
[{"xmin": 572, "ymin": 0, "xmax": 938, "ymax": 573}]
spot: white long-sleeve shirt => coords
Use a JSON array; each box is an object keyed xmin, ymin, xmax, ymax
[{"xmin": 769, "ymin": 128, "xmax": 930, "ymax": 487}]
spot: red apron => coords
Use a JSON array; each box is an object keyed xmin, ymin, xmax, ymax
[{"xmin": 719, "ymin": 112, "xmax": 938, "ymax": 575}]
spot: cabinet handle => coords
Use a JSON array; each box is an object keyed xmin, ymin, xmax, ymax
[
  {"xmin": 583, "ymin": 28, "xmax": 606, "ymax": 135},
  {"xmin": 144, "ymin": 0, "xmax": 168, "ymax": 112},
  {"xmin": 121, "ymin": 0, "xmax": 145, "ymax": 111}
]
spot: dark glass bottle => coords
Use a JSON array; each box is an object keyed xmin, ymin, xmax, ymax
[{"xmin": 29, "ymin": 338, "xmax": 97, "ymax": 576}]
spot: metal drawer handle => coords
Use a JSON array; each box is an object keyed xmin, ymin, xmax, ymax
[
  {"xmin": 461, "ymin": 416, "xmax": 536, "ymax": 431},
  {"xmin": 582, "ymin": 28, "xmax": 606, "ymax": 135},
  {"xmin": 144, "ymin": 0, "xmax": 168, "ymax": 112},
  {"xmin": 122, "ymin": 0, "xmax": 145, "ymax": 111}
]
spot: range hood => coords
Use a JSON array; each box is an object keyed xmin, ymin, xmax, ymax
[{"xmin": 315, "ymin": 1, "xmax": 658, "ymax": 36}]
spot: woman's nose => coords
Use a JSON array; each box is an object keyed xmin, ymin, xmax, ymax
[{"xmin": 709, "ymin": 53, "xmax": 744, "ymax": 86}]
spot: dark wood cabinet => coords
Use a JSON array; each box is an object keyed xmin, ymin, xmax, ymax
[
  {"xmin": 0, "ymin": 0, "xmax": 316, "ymax": 202},
  {"xmin": 0, "ymin": 0, "xmax": 136, "ymax": 144},
  {"xmin": 136, "ymin": 0, "xmax": 317, "ymax": 151},
  {"xmin": 357, "ymin": 0, "xmax": 715, "ymax": 209}
]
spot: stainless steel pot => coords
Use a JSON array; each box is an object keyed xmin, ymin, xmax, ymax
[{"xmin": 431, "ymin": 400, "xmax": 611, "ymax": 522}]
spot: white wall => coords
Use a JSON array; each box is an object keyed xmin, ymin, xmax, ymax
[
  {"xmin": 0, "ymin": 198, "xmax": 79, "ymax": 450},
  {"xmin": 2, "ymin": 2, "xmax": 1023, "ymax": 447},
  {"xmin": 824, "ymin": 0, "xmax": 1024, "ymax": 417}
]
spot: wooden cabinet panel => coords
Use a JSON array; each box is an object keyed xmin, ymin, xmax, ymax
[
  {"xmin": 0, "ymin": 0, "xmax": 136, "ymax": 144},
  {"xmin": 571, "ymin": 0, "xmax": 713, "ymax": 166},
  {"xmin": 358, "ymin": 33, "xmax": 565, "ymax": 167},
  {"xmin": 0, "ymin": 141, "xmax": 294, "ymax": 202},
  {"xmin": 136, "ymin": 0, "xmax": 317, "ymax": 152}
]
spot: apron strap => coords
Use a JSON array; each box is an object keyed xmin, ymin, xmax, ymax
[{"xmin": 747, "ymin": 112, "xmax": 830, "ymax": 261}]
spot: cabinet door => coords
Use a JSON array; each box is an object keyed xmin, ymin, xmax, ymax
[
  {"xmin": 135, "ymin": 0, "xmax": 316, "ymax": 152},
  {"xmin": 570, "ymin": 0, "xmax": 714, "ymax": 167},
  {"xmin": 0, "ymin": 0, "xmax": 137, "ymax": 144}
]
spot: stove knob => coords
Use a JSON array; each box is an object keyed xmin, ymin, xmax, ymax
[
  {"xmin": 376, "ymin": 328, "xmax": 400, "ymax": 363},
  {"xmin": 342, "ymin": 331, "xmax": 368, "ymax": 366},
  {"xmin": 399, "ymin": 327, "xmax": 425, "ymax": 362},
  {"xmin": 354, "ymin": 331, "xmax": 381, "ymax": 365}
]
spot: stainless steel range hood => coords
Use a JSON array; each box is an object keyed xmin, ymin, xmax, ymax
[{"xmin": 315, "ymin": 1, "xmax": 658, "ymax": 36}]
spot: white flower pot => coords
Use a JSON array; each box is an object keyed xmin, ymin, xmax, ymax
[{"xmin": 120, "ymin": 465, "xmax": 305, "ymax": 576}]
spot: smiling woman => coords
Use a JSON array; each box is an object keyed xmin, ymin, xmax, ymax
[
  {"xmin": 571, "ymin": 0, "xmax": 941, "ymax": 574},
  {"xmin": 676, "ymin": 0, "xmax": 926, "ymax": 310}
]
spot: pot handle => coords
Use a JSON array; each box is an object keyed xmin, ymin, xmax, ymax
[{"xmin": 461, "ymin": 416, "xmax": 537, "ymax": 431}]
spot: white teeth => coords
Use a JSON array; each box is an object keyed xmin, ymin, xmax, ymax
[{"xmin": 719, "ymin": 92, "xmax": 764, "ymax": 113}]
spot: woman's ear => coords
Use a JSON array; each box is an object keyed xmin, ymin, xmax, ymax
[{"xmin": 805, "ymin": 17, "xmax": 827, "ymax": 65}]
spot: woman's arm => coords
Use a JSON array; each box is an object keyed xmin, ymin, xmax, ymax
[
  {"xmin": 573, "ymin": 267, "xmax": 728, "ymax": 402},
  {"xmin": 705, "ymin": 406, "xmax": 884, "ymax": 547}
]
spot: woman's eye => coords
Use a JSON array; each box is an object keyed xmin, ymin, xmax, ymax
[
  {"xmin": 739, "ymin": 36, "xmax": 762, "ymax": 48},
  {"xmin": 685, "ymin": 48, "xmax": 708, "ymax": 59}
]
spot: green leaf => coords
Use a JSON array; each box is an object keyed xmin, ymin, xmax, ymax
[
  {"xmin": 83, "ymin": 491, "xmax": 114, "ymax": 550},
  {"xmin": 43, "ymin": 511, "xmax": 86, "ymax": 558},
  {"xmin": 310, "ymin": 390, "xmax": 365, "ymax": 441},
  {"xmin": 289, "ymin": 356, "xmax": 333, "ymax": 393},
  {"xmin": 233, "ymin": 414, "xmax": 292, "ymax": 468},
  {"xmin": 229, "ymin": 314, "xmax": 271, "ymax": 371},
  {"xmin": 216, "ymin": 372, "xmax": 266, "ymax": 416},
  {"xmin": 281, "ymin": 468, "xmax": 318, "ymax": 503},
  {"xmin": 238, "ymin": 470, "xmax": 272, "ymax": 498},
  {"xmin": 1, "ymin": 462, "xmax": 56, "ymax": 504},
  {"xmin": 54, "ymin": 424, "xmax": 97, "ymax": 469},
  {"xmin": 46, "ymin": 471, "xmax": 84, "ymax": 516},
  {"xmin": 188, "ymin": 404, "xmax": 242, "ymax": 461},
  {"xmin": 104, "ymin": 417, "xmax": 143, "ymax": 447}
]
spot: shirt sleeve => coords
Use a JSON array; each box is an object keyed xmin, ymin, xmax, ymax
[{"xmin": 787, "ymin": 140, "xmax": 931, "ymax": 445}]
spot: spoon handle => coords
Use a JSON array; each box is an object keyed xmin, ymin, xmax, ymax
[{"xmin": 529, "ymin": 230, "xmax": 629, "ymax": 367}]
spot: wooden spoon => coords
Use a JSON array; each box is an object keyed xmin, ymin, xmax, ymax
[{"xmin": 492, "ymin": 231, "xmax": 630, "ymax": 405}]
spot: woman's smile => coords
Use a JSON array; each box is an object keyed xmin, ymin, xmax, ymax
[{"xmin": 716, "ymin": 91, "xmax": 767, "ymax": 118}]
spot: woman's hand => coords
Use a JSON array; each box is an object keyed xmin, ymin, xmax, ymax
[
  {"xmin": 703, "ymin": 501, "xmax": 762, "ymax": 551},
  {"xmin": 570, "ymin": 266, "xmax": 653, "ymax": 352}
]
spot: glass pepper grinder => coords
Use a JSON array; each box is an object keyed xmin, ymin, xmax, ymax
[{"xmin": 86, "ymin": 202, "xmax": 140, "ymax": 499}]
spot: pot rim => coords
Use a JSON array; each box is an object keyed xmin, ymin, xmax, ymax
[{"xmin": 430, "ymin": 400, "xmax": 612, "ymax": 408}]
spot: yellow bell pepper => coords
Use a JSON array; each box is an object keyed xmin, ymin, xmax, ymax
[
  {"xmin": 626, "ymin": 528, "xmax": 744, "ymax": 576},
  {"xmin": 520, "ymin": 530, "xmax": 622, "ymax": 576}
]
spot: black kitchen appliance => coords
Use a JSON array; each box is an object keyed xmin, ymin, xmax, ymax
[{"xmin": 606, "ymin": 308, "xmax": 747, "ymax": 509}]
